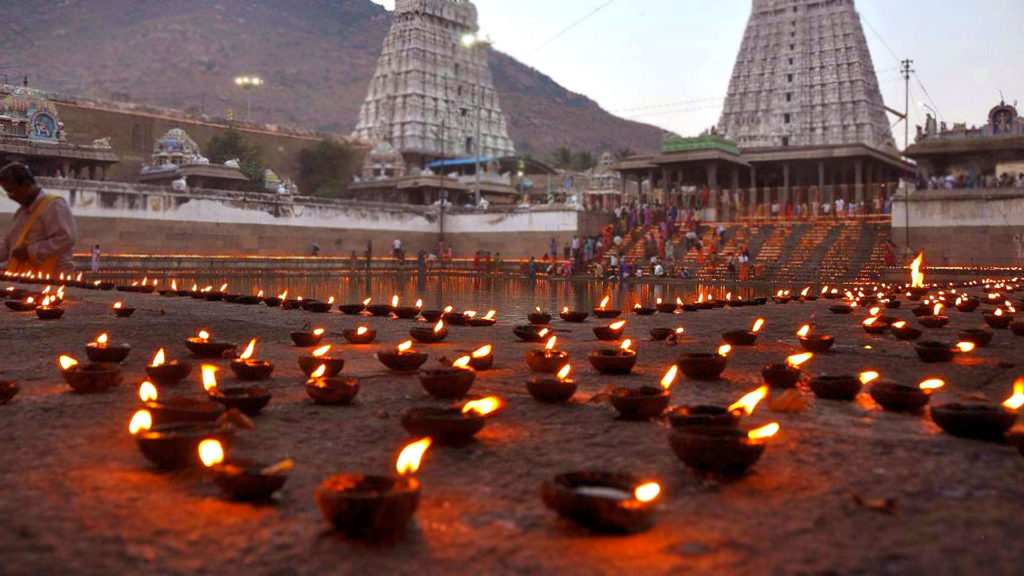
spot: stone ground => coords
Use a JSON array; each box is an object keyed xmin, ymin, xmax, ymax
[{"xmin": 1, "ymin": 281, "xmax": 1022, "ymax": 576}]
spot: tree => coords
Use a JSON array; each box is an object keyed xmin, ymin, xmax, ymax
[
  {"xmin": 206, "ymin": 129, "xmax": 264, "ymax": 183},
  {"xmin": 297, "ymin": 139, "xmax": 358, "ymax": 198},
  {"xmin": 552, "ymin": 147, "xmax": 574, "ymax": 170},
  {"xmin": 572, "ymin": 150, "xmax": 596, "ymax": 172}
]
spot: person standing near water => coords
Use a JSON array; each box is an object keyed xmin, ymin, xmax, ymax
[
  {"xmin": 0, "ymin": 163, "xmax": 77, "ymax": 275},
  {"xmin": 90, "ymin": 244, "xmax": 101, "ymax": 273}
]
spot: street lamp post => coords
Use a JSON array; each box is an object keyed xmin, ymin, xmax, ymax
[
  {"xmin": 234, "ymin": 76, "xmax": 264, "ymax": 122},
  {"xmin": 461, "ymin": 33, "xmax": 491, "ymax": 208}
]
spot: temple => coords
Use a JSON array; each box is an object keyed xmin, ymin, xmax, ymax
[{"xmin": 138, "ymin": 128, "xmax": 247, "ymax": 190}]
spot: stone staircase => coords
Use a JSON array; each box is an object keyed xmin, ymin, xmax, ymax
[{"xmin": 763, "ymin": 223, "xmax": 807, "ymax": 280}]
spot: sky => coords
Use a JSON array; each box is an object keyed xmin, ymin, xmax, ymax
[{"xmin": 370, "ymin": 0, "xmax": 1024, "ymax": 150}]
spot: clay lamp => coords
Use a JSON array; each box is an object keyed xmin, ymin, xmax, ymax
[
  {"xmin": 890, "ymin": 320, "xmax": 922, "ymax": 341},
  {"xmin": 315, "ymin": 438, "xmax": 431, "ymax": 541},
  {"xmin": 34, "ymin": 295, "xmax": 64, "ymax": 320},
  {"xmin": 263, "ymin": 290, "xmax": 288, "ymax": 308},
  {"xmin": 420, "ymin": 306, "xmax": 444, "ymax": 323},
  {"xmin": 799, "ymin": 286, "xmax": 818, "ymax": 302},
  {"xmin": 281, "ymin": 296, "xmax": 305, "ymax": 310},
  {"xmin": 797, "ymin": 324, "xmax": 834, "ymax": 353},
  {"xmin": 542, "ymin": 473, "xmax": 661, "ymax": 533},
  {"xmin": 343, "ymin": 326, "xmax": 377, "ymax": 345},
  {"xmin": 365, "ymin": 296, "xmax": 395, "ymax": 317},
  {"xmin": 828, "ymin": 301, "xmax": 855, "ymax": 315},
  {"xmin": 185, "ymin": 330, "xmax": 238, "ymax": 359},
  {"xmin": 235, "ymin": 290, "xmax": 264, "ymax": 305},
  {"xmin": 299, "ymin": 345, "xmax": 345, "ymax": 377},
  {"xmin": 305, "ymin": 364, "xmax": 360, "ymax": 406},
  {"xmin": 229, "ymin": 338, "xmax": 274, "ymax": 381},
  {"xmin": 203, "ymin": 364, "xmax": 272, "ymax": 416},
  {"xmin": 955, "ymin": 296, "xmax": 980, "ymax": 313},
  {"xmin": 199, "ymin": 439, "xmax": 291, "ymax": 502},
  {"xmin": 146, "ymin": 348, "xmax": 193, "ymax": 386},
  {"xmin": 984, "ymin": 308, "xmax": 1013, "ymax": 329},
  {"xmin": 559, "ymin": 306, "xmax": 589, "ymax": 323},
  {"xmin": 810, "ymin": 371, "xmax": 874, "ymax": 402},
  {"xmin": 189, "ymin": 284, "xmax": 208, "ymax": 299},
  {"xmin": 869, "ymin": 377, "xmax": 944, "ymax": 412},
  {"xmin": 514, "ymin": 325, "xmax": 551, "ymax": 343},
  {"xmin": 467, "ymin": 309, "xmax": 498, "ymax": 327},
  {"xmin": 411, "ymin": 319, "xmax": 448, "ymax": 344},
  {"xmin": 0, "ymin": 380, "xmax": 19, "ymax": 405},
  {"xmin": 650, "ymin": 327, "xmax": 684, "ymax": 341},
  {"xmin": 918, "ymin": 303, "xmax": 950, "ymax": 329},
  {"xmin": 668, "ymin": 385, "xmax": 766, "ymax": 429},
  {"xmin": 593, "ymin": 296, "xmax": 621, "ymax": 319},
  {"xmin": 762, "ymin": 352, "xmax": 813, "ymax": 389},
  {"xmin": 377, "ymin": 340, "xmax": 428, "ymax": 372},
  {"xmin": 112, "ymin": 301, "xmax": 135, "ymax": 318},
  {"xmin": 678, "ymin": 345, "xmax": 731, "ymax": 381},
  {"xmin": 85, "ymin": 332, "xmax": 132, "ymax": 363},
  {"xmin": 669, "ymin": 422, "xmax": 780, "ymax": 476},
  {"xmin": 306, "ymin": 296, "xmax": 335, "ymax": 314},
  {"xmin": 59, "ymin": 354, "xmax": 122, "ymax": 394},
  {"xmin": 527, "ymin": 336, "xmax": 570, "ymax": 374},
  {"xmin": 402, "ymin": 396, "xmax": 503, "ymax": 445},
  {"xmin": 129, "ymin": 410, "xmax": 232, "ymax": 470},
  {"xmin": 773, "ymin": 289, "xmax": 792, "ymax": 304},
  {"xmin": 589, "ymin": 339, "xmax": 638, "ymax": 375},
  {"xmin": 915, "ymin": 341, "xmax": 975, "ymax": 364},
  {"xmin": 958, "ymin": 328, "xmax": 995, "ymax": 348},
  {"xmin": 467, "ymin": 345, "xmax": 494, "ymax": 371},
  {"xmin": 419, "ymin": 356, "xmax": 476, "ymax": 399},
  {"xmin": 394, "ymin": 297, "xmax": 422, "ymax": 320},
  {"xmin": 655, "ymin": 297, "xmax": 678, "ymax": 314},
  {"xmin": 92, "ymin": 280, "xmax": 115, "ymax": 291},
  {"xmin": 166, "ymin": 280, "xmax": 187, "ymax": 297},
  {"xmin": 205, "ymin": 283, "xmax": 229, "ymax": 302},
  {"xmin": 340, "ymin": 297, "xmax": 371, "ymax": 315},
  {"xmin": 929, "ymin": 380, "xmax": 1023, "ymax": 442},
  {"xmin": 593, "ymin": 320, "xmax": 627, "ymax": 342},
  {"xmin": 862, "ymin": 316, "xmax": 889, "ymax": 335},
  {"xmin": 291, "ymin": 327, "xmax": 326, "ymax": 347},
  {"xmin": 528, "ymin": 364, "xmax": 577, "ymax": 403},
  {"xmin": 609, "ymin": 366, "xmax": 677, "ymax": 420},
  {"xmin": 5, "ymin": 295, "xmax": 37, "ymax": 312},
  {"xmin": 138, "ymin": 380, "xmax": 224, "ymax": 426},
  {"xmin": 722, "ymin": 318, "xmax": 765, "ymax": 346},
  {"xmin": 529, "ymin": 306, "xmax": 552, "ymax": 325},
  {"xmin": 633, "ymin": 302, "xmax": 656, "ymax": 316}
]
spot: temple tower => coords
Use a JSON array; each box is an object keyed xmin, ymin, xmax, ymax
[
  {"xmin": 353, "ymin": 0, "xmax": 515, "ymax": 163},
  {"xmin": 718, "ymin": 0, "xmax": 896, "ymax": 152}
]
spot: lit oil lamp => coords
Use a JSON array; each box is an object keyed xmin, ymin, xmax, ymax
[
  {"xmin": 0, "ymin": 380, "xmax": 19, "ymax": 405},
  {"xmin": 862, "ymin": 316, "xmax": 889, "ymax": 335},
  {"xmin": 129, "ymin": 410, "xmax": 232, "ymax": 470},
  {"xmin": 366, "ymin": 296, "xmax": 396, "ymax": 317},
  {"xmin": 669, "ymin": 422, "xmax": 780, "ymax": 476},
  {"xmin": 467, "ymin": 345, "xmax": 493, "ymax": 371},
  {"xmin": 918, "ymin": 303, "xmax": 949, "ymax": 329},
  {"xmin": 205, "ymin": 283, "xmax": 229, "ymax": 302},
  {"xmin": 420, "ymin": 304, "xmax": 444, "ymax": 323},
  {"xmin": 655, "ymin": 297, "xmax": 678, "ymax": 314},
  {"xmin": 559, "ymin": 305, "xmax": 589, "ymax": 323},
  {"xmin": 762, "ymin": 352, "xmax": 813, "ymax": 389},
  {"xmin": 650, "ymin": 327, "xmax": 684, "ymax": 341},
  {"xmin": 281, "ymin": 295, "xmax": 304, "ymax": 310},
  {"xmin": 264, "ymin": 290, "xmax": 288, "ymax": 308},
  {"xmin": 58, "ymin": 354, "xmax": 122, "ymax": 394},
  {"xmin": 593, "ymin": 296, "xmax": 621, "ymax": 319},
  {"xmin": 589, "ymin": 339, "xmax": 638, "ymax": 375},
  {"xmin": 138, "ymin": 380, "xmax": 225, "ymax": 426},
  {"xmin": 799, "ymin": 286, "xmax": 817, "ymax": 302},
  {"xmin": 593, "ymin": 320, "xmax": 627, "ymax": 342},
  {"xmin": 305, "ymin": 364, "xmax": 360, "ymax": 406},
  {"xmin": 394, "ymin": 296, "xmax": 421, "ymax": 319},
  {"xmin": 955, "ymin": 295, "xmax": 980, "ymax": 313},
  {"xmin": 529, "ymin": 306, "xmax": 552, "ymax": 325},
  {"xmin": 203, "ymin": 364, "xmax": 272, "ymax": 416},
  {"xmin": 915, "ymin": 341, "xmax": 975, "ymax": 364},
  {"xmin": 112, "ymin": 301, "xmax": 135, "ymax": 318},
  {"xmin": 343, "ymin": 325, "xmax": 377, "ymax": 345},
  {"xmin": 609, "ymin": 365, "xmax": 676, "ymax": 420},
  {"xmin": 722, "ymin": 318, "xmax": 765, "ymax": 346},
  {"xmin": 315, "ymin": 438, "xmax": 431, "ymax": 540},
  {"xmin": 514, "ymin": 324, "xmax": 552, "ymax": 343},
  {"xmin": 527, "ymin": 336, "xmax": 570, "ymax": 374},
  {"xmin": 290, "ymin": 326, "xmax": 326, "ymax": 347},
  {"xmin": 419, "ymin": 356, "xmax": 475, "ymax": 399},
  {"xmin": 299, "ymin": 345, "xmax": 345, "ymax": 377},
  {"xmin": 185, "ymin": 330, "xmax": 238, "ymax": 359},
  {"xmin": 229, "ymin": 338, "xmax": 275, "ymax": 381},
  {"xmin": 869, "ymin": 376, "xmax": 944, "ymax": 412},
  {"xmin": 408, "ymin": 319, "xmax": 447, "ymax": 344},
  {"xmin": 146, "ymin": 348, "xmax": 193, "ymax": 386},
  {"xmin": 828, "ymin": 301, "xmax": 855, "ymax": 315},
  {"xmin": 199, "ymin": 439, "xmax": 291, "ymax": 502},
  {"xmin": 890, "ymin": 320, "xmax": 923, "ymax": 341},
  {"xmin": 235, "ymin": 289, "xmax": 264, "ymax": 305},
  {"xmin": 678, "ymin": 345, "xmax": 731, "ymax": 381},
  {"xmin": 668, "ymin": 385, "xmax": 767, "ymax": 429},
  {"xmin": 401, "ymin": 396, "xmax": 503, "ymax": 445},
  {"xmin": 906, "ymin": 253, "xmax": 929, "ymax": 299},
  {"xmin": 809, "ymin": 371, "xmax": 874, "ymax": 402},
  {"xmin": 929, "ymin": 379, "xmax": 1023, "ymax": 442},
  {"xmin": 85, "ymin": 332, "xmax": 132, "ymax": 363},
  {"xmin": 339, "ymin": 297, "xmax": 370, "ymax": 315},
  {"xmin": 377, "ymin": 340, "xmax": 429, "ymax": 372},
  {"xmin": 305, "ymin": 296, "xmax": 335, "ymax": 314},
  {"xmin": 527, "ymin": 364, "xmax": 577, "ymax": 403},
  {"xmin": 542, "ymin": 472, "xmax": 661, "ymax": 533},
  {"xmin": 5, "ymin": 294, "xmax": 37, "ymax": 312},
  {"xmin": 797, "ymin": 324, "xmax": 834, "ymax": 353},
  {"xmin": 34, "ymin": 295, "xmax": 64, "ymax": 320},
  {"xmin": 467, "ymin": 309, "xmax": 498, "ymax": 327},
  {"xmin": 958, "ymin": 328, "xmax": 995, "ymax": 347},
  {"xmin": 633, "ymin": 302, "xmax": 656, "ymax": 316},
  {"xmin": 442, "ymin": 305, "xmax": 468, "ymax": 325},
  {"xmin": 773, "ymin": 289, "xmax": 792, "ymax": 304},
  {"xmin": 984, "ymin": 307, "xmax": 1013, "ymax": 329}
]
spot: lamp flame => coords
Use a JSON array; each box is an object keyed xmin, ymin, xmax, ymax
[
  {"xmin": 356, "ymin": 326, "xmax": 369, "ymax": 336},
  {"xmin": 797, "ymin": 325, "xmax": 811, "ymax": 338},
  {"xmin": 728, "ymin": 385, "xmax": 769, "ymax": 416},
  {"xmin": 471, "ymin": 345, "xmax": 492, "ymax": 359},
  {"xmin": 312, "ymin": 345, "xmax": 331, "ymax": 358},
  {"xmin": 557, "ymin": 364, "xmax": 572, "ymax": 381},
  {"xmin": 545, "ymin": 336, "xmax": 557, "ymax": 351},
  {"xmin": 113, "ymin": 302, "xmax": 123, "ymax": 309},
  {"xmin": 933, "ymin": 303, "xmax": 943, "ymax": 316},
  {"xmin": 397, "ymin": 340, "xmax": 413, "ymax": 353},
  {"xmin": 328, "ymin": 296, "xmax": 336, "ymax": 305},
  {"xmin": 416, "ymin": 299, "xmax": 423, "ymax": 309},
  {"xmin": 461, "ymin": 396, "xmax": 502, "ymax": 416},
  {"xmin": 444, "ymin": 305, "xmax": 454, "ymax": 314},
  {"xmin": 892, "ymin": 321, "xmax": 907, "ymax": 329},
  {"xmin": 599, "ymin": 296, "xmax": 610, "ymax": 309},
  {"xmin": 800, "ymin": 287, "xmax": 810, "ymax": 297},
  {"xmin": 433, "ymin": 320, "xmax": 445, "ymax": 333},
  {"xmin": 660, "ymin": 365, "xmax": 679, "ymax": 390},
  {"xmin": 869, "ymin": 307, "xmax": 881, "ymax": 316},
  {"xmin": 201, "ymin": 365, "xmax": 219, "ymax": 392},
  {"xmin": 396, "ymin": 438, "xmax": 432, "ymax": 476},
  {"xmin": 58, "ymin": 355, "xmax": 78, "ymax": 370},
  {"xmin": 483, "ymin": 310, "xmax": 496, "ymax": 320},
  {"xmin": 197, "ymin": 330, "xmax": 210, "ymax": 341},
  {"xmin": 956, "ymin": 342, "xmax": 976, "ymax": 353},
  {"xmin": 363, "ymin": 297, "xmax": 372, "ymax": 306},
  {"xmin": 129, "ymin": 410, "xmax": 152, "ymax": 435},
  {"xmin": 860, "ymin": 371, "xmax": 880, "ymax": 385},
  {"xmin": 910, "ymin": 252, "xmax": 925, "ymax": 288},
  {"xmin": 634, "ymin": 482, "xmax": 661, "ymax": 503},
  {"xmin": 313, "ymin": 328, "xmax": 325, "ymax": 336},
  {"xmin": 198, "ymin": 439, "xmax": 225, "ymax": 468},
  {"xmin": 562, "ymin": 306, "xmax": 569, "ymax": 313},
  {"xmin": 452, "ymin": 356, "xmax": 472, "ymax": 370},
  {"xmin": 995, "ymin": 308, "xmax": 1004, "ymax": 317},
  {"xmin": 139, "ymin": 381, "xmax": 158, "ymax": 403},
  {"xmin": 152, "ymin": 348, "xmax": 166, "ymax": 367},
  {"xmin": 239, "ymin": 338, "xmax": 257, "ymax": 360},
  {"xmin": 620, "ymin": 339, "xmax": 633, "ymax": 351},
  {"xmin": 786, "ymin": 353, "xmax": 813, "ymax": 368},
  {"xmin": 96, "ymin": 333, "xmax": 109, "ymax": 345},
  {"xmin": 311, "ymin": 364, "xmax": 327, "ymax": 378},
  {"xmin": 1003, "ymin": 379, "xmax": 1024, "ymax": 410},
  {"xmin": 919, "ymin": 379, "xmax": 945, "ymax": 392},
  {"xmin": 464, "ymin": 310, "xmax": 478, "ymax": 319},
  {"xmin": 752, "ymin": 318, "xmax": 765, "ymax": 333},
  {"xmin": 279, "ymin": 290, "xmax": 289, "ymax": 300},
  {"xmin": 538, "ymin": 328, "xmax": 550, "ymax": 338},
  {"xmin": 392, "ymin": 295, "xmax": 399, "ymax": 308},
  {"xmin": 748, "ymin": 423, "xmax": 780, "ymax": 440},
  {"xmin": 718, "ymin": 344, "xmax": 732, "ymax": 357},
  {"xmin": 863, "ymin": 317, "xmax": 878, "ymax": 326},
  {"xmin": 609, "ymin": 321, "xmax": 626, "ymax": 331}
]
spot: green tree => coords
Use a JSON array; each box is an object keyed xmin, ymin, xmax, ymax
[
  {"xmin": 206, "ymin": 129, "xmax": 264, "ymax": 183},
  {"xmin": 552, "ymin": 146, "xmax": 574, "ymax": 169},
  {"xmin": 297, "ymin": 139, "xmax": 358, "ymax": 198},
  {"xmin": 572, "ymin": 150, "xmax": 596, "ymax": 171}
]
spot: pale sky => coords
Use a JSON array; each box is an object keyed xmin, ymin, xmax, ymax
[{"xmin": 371, "ymin": 0, "xmax": 1024, "ymax": 149}]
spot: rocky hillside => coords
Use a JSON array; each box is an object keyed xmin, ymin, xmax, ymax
[{"xmin": 1, "ymin": 0, "xmax": 666, "ymax": 155}]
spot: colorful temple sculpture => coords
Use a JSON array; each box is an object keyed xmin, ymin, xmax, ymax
[{"xmin": 139, "ymin": 128, "xmax": 247, "ymax": 190}]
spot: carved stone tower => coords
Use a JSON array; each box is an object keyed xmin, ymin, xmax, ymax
[
  {"xmin": 353, "ymin": 0, "xmax": 515, "ymax": 163},
  {"xmin": 718, "ymin": 0, "xmax": 896, "ymax": 152}
]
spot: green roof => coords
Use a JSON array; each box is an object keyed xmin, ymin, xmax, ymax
[{"xmin": 661, "ymin": 135, "xmax": 740, "ymax": 156}]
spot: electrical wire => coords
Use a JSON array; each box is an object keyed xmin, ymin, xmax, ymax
[{"xmin": 530, "ymin": 0, "xmax": 618, "ymax": 54}]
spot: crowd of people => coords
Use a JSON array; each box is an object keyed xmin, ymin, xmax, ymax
[{"xmin": 921, "ymin": 172, "xmax": 1024, "ymax": 190}]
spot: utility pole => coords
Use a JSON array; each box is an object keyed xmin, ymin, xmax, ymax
[{"xmin": 901, "ymin": 58, "xmax": 914, "ymax": 253}]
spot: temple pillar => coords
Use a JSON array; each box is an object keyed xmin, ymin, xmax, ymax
[
  {"xmin": 647, "ymin": 170, "xmax": 655, "ymax": 204},
  {"xmin": 705, "ymin": 162, "xmax": 719, "ymax": 218},
  {"xmin": 782, "ymin": 163, "xmax": 791, "ymax": 211},
  {"xmin": 88, "ymin": 165, "xmax": 96, "ymax": 181},
  {"xmin": 749, "ymin": 165, "xmax": 758, "ymax": 217},
  {"xmin": 98, "ymin": 165, "xmax": 106, "ymax": 182},
  {"xmin": 854, "ymin": 159, "xmax": 864, "ymax": 205},
  {"xmin": 661, "ymin": 167, "xmax": 671, "ymax": 207}
]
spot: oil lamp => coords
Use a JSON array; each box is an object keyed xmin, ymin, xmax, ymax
[
  {"xmin": 5, "ymin": 294, "xmax": 36, "ymax": 312},
  {"xmin": 229, "ymin": 338, "xmax": 275, "ymax": 381},
  {"xmin": 668, "ymin": 385, "xmax": 766, "ymax": 429},
  {"xmin": 559, "ymin": 306, "xmax": 589, "ymax": 323},
  {"xmin": 138, "ymin": 380, "xmax": 225, "ymax": 426},
  {"xmin": 915, "ymin": 341, "xmax": 975, "ymax": 363},
  {"xmin": 365, "ymin": 296, "xmax": 395, "ymax": 317},
  {"xmin": 146, "ymin": 348, "xmax": 193, "ymax": 386},
  {"xmin": 650, "ymin": 327, "xmax": 684, "ymax": 341},
  {"xmin": 809, "ymin": 371, "xmax": 873, "ymax": 402},
  {"xmin": 339, "ymin": 297, "xmax": 370, "ymax": 315},
  {"xmin": 58, "ymin": 354, "xmax": 122, "ymax": 394},
  {"xmin": 410, "ymin": 320, "xmax": 448, "ymax": 344},
  {"xmin": 722, "ymin": 318, "xmax": 765, "ymax": 346},
  {"xmin": 593, "ymin": 320, "xmax": 627, "ymax": 342},
  {"xmin": 678, "ymin": 345, "xmax": 731, "ymax": 381},
  {"xmin": 890, "ymin": 320, "xmax": 922, "ymax": 341},
  {"xmin": 343, "ymin": 326, "xmax": 377, "ymax": 344},
  {"xmin": 918, "ymin": 303, "xmax": 949, "ymax": 329},
  {"xmin": 906, "ymin": 253, "xmax": 929, "ymax": 298},
  {"xmin": 633, "ymin": 302, "xmax": 656, "ymax": 316},
  {"xmin": 929, "ymin": 379, "xmax": 1022, "ymax": 442},
  {"xmin": 609, "ymin": 365, "xmax": 676, "ymax": 420},
  {"xmin": 235, "ymin": 290, "xmax": 264, "ymax": 305},
  {"xmin": 185, "ymin": 330, "xmax": 238, "ymax": 359},
  {"xmin": 467, "ymin": 345, "xmax": 494, "ymax": 371},
  {"xmin": 305, "ymin": 297, "xmax": 335, "ymax": 314},
  {"xmin": 305, "ymin": 364, "xmax": 360, "ymax": 406},
  {"xmin": 199, "ymin": 439, "xmax": 290, "ymax": 502},
  {"xmin": 984, "ymin": 308, "xmax": 1013, "ymax": 329},
  {"xmin": 593, "ymin": 296, "xmax": 621, "ymax": 319},
  {"xmin": 394, "ymin": 296, "xmax": 421, "ymax": 319},
  {"xmin": 419, "ymin": 357, "xmax": 475, "ymax": 399},
  {"xmin": 655, "ymin": 297, "xmax": 678, "ymax": 314},
  {"xmin": 773, "ymin": 289, "xmax": 792, "ymax": 304},
  {"xmin": 527, "ymin": 364, "xmax": 577, "ymax": 403},
  {"xmin": 290, "ymin": 327, "xmax": 326, "ymax": 347},
  {"xmin": 828, "ymin": 301, "xmax": 855, "ymax": 315},
  {"xmin": 34, "ymin": 295, "xmax": 64, "ymax": 320},
  {"xmin": 542, "ymin": 472, "xmax": 661, "ymax": 533},
  {"xmin": 112, "ymin": 301, "xmax": 135, "ymax": 318},
  {"xmin": 85, "ymin": 332, "xmax": 132, "ymax": 363},
  {"xmin": 203, "ymin": 364, "xmax": 272, "ymax": 416},
  {"xmin": 130, "ymin": 410, "xmax": 232, "ymax": 470},
  {"xmin": 869, "ymin": 376, "xmax": 943, "ymax": 412},
  {"xmin": 589, "ymin": 339, "xmax": 638, "ymax": 375},
  {"xmin": 282, "ymin": 295, "xmax": 306, "ymax": 310},
  {"xmin": 955, "ymin": 295, "xmax": 980, "ymax": 313},
  {"xmin": 467, "ymin": 309, "xmax": 497, "ymax": 327},
  {"xmin": 529, "ymin": 306, "xmax": 552, "ymax": 325},
  {"xmin": 315, "ymin": 438, "xmax": 431, "ymax": 540},
  {"xmin": 526, "ymin": 336, "xmax": 570, "ymax": 373},
  {"xmin": 205, "ymin": 283, "xmax": 229, "ymax": 302},
  {"xmin": 0, "ymin": 380, "xmax": 19, "ymax": 405},
  {"xmin": 299, "ymin": 345, "xmax": 345, "ymax": 377},
  {"xmin": 958, "ymin": 328, "xmax": 994, "ymax": 347},
  {"xmin": 420, "ymin": 305, "xmax": 444, "ymax": 323},
  {"xmin": 264, "ymin": 290, "xmax": 288, "ymax": 308},
  {"xmin": 374, "ymin": 341, "xmax": 425, "ymax": 372},
  {"xmin": 799, "ymin": 286, "xmax": 817, "ymax": 302},
  {"xmin": 669, "ymin": 422, "xmax": 780, "ymax": 476},
  {"xmin": 797, "ymin": 324, "xmax": 834, "ymax": 353},
  {"xmin": 514, "ymin": 325, "xmax": 551, "ymax": 343},
  {"xmin": 401, "ymin": 396, "xmax": 503, "ymax": 445},
  {"xmin": 862, "ymin": 316, "xmax": 888, "ymax": 335},
  {"xmin": 762, "ymin": 353, "xmax": 813, "ymax": 389}
]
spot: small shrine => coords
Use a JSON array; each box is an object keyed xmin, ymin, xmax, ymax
[
  {"xmin": 151, "ymin": 128, "xmax": 205, "ymax": 167},
  {"xmin": 140, "ymin": 127, "xmax": 247, "ymax": 190},
  {"xmin": 360, "ymin": 142, "xmax": 407, "ymax": 181}
]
